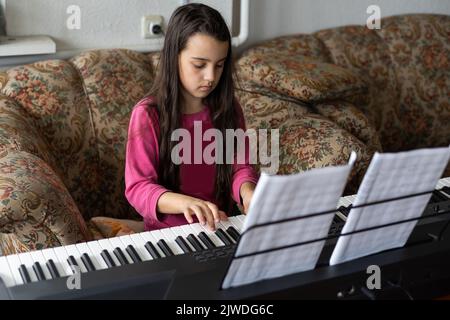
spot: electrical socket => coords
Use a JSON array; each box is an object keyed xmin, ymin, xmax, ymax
[{"xmin": 141, "ymin": 15, "xmax": 164, "ymax": 39}]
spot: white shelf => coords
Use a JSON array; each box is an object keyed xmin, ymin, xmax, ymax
[{"xmin": 0, "ymin": 35, "xmax": 56, "ymax": 57}]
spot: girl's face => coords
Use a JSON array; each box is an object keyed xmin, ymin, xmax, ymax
[{"xmin": 178, "ymin": 33, "xmax": 229, "ymax": 104}]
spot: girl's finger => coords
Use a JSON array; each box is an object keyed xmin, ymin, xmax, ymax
[
  {"xmin": 205, "ymin": 202, "xmax": 220, "ymax": 223},
  {"xmin": 218, "ymin": 210, "xmax": 228, "ymax": 221},
  {"xmin": 183, "ymin": 209, "xmax": 194, "ymax": 224},
  {"xmin": 191, "ymin": 205, "xmax": 206, "ymax": 226}
]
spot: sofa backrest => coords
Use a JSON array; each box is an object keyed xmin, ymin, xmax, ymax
[
  {"xmin": 315, "ymin": 14, "xmax": 450, "ymax": 151},
  {"xmin": 0, "ymin": 49, "xmax": 159, "ymax": 221}
]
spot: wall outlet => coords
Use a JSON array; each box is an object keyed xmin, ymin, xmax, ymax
[{"xmin": 141, "ymin": 15, "xmax": 164, "ymax": 39}]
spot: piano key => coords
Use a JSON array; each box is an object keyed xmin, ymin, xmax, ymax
[
  {"xmin": 0, "ymin": 256, "xmax": 16, "ymax": 287},
  {"xmin": 140, "ymin": 232, "xmax": 165, "ymax": 258},
  {"xmin": 108, "ymin": 237, "xmax": 133, "ymax": 264},
  {"xmin": 80, "ymin": 253, "xmax": 96, "ymax": 272},
  {"xmin": 41, "ymin": 248, "xmax": 67, "ymax": 278},
  {"xmin": 228, "ymin": 216, "xmax": 244, "ymax": 233},
  {"xmin": 64, "ymin": 245, "xmax": 87, "ymax": 273},
  {"xmin": 18, "ymin": 264, "xmax": 32, "ymax": 284},
  {"xmin": 217, "ymin": 221, "xmax": 238, "ymax": 243},
  {"xmin": 97, "ymin": 239, "xmax": 121, "ymax": 267},
  {"xmin": 46, "ymin": 259, "xmax": 61, "ymax": 279},
  {"xmin": 144, "ymin": 241, "xmax": 162, "ymax": 259},
  {"xmin": 186, "ymin": 234, "xmax": 206, "ymax": 251},
  {"xmin": 225, "ymin": 226, "xmax": 240, "ymax": 242},
  {"xmin": 160, "ymin": 229, "xmax": 184, "ymax": 255},
  {"xmin": 436, "ymin": 180, "xmax": 445, "ymax": 189},
  {"xmin": 340, "ymin": 197, "xmax": 353, "ymax": 207},
  {"xmin": 157, "ymin": 239, "xmax": 174, "ymax": 257},
  {"xmin": 215, "ymin": 228, "xmax": 233, "ymax": 246},
  {"xmin": 113, "ymin": 247, "xmax": 130, "ymax": 265},
  {"xmin": 128, "ymin": 234, "xmax": 153, "ymax": 261},
  {"xmin": 149, "ymin": 230, "xmax": 175, "ymax": 256},
  {"xmin": 52, "ymin": 246, "xmax": 76, "ymax": 276},
  {"xmin": 196, "ymin": 223, "xmax": 225, "ymax": 247},
  {"xmin": 16, "ymin": 252, "xmax": 38, "ymax": 283},
  {"xmin": 100, "ymin": 250, "xmax": 116, "ymax": 268},
  {"xmin": 67, "ymin": 256, "xmax": 80, "ymax": 274},
  {"xmin": 177, "ymin": 226, "xmax": 199, "ymax": 252},
  {"xmin": 125, "ymin": 245, "xmax": 142, "ymax": 263},
  {"xmin": 75, "ymin": 243, "xmax": 102, "ymax": 271},
  {"xmin": 32, "ymin": 262, "xmax": 46, "ymax": 281},
  {"xmin": 175, "ymin": 236, "xmax": 192, "ymax": 253},
  {"xmin": 29, "ymin": 250, "xmax": 53, "ymax": 280},
  {"xmin": 172, "ymin": 226, "xmax": 196, "ymax": 252},
  {"xmin": 235, "ymin": 214, "xmax": 246, "ymax": 225},
  {"xmin": 439, "ymin": 187, "xmax": 450, "ymax": 199},
  {"xmin": 441, "ymin": 178, "xmax": 450, "ymax": 187},
  {"xmin": 198, "ymin": 232, "xmax": 216, "ymax": 249},
  {"xmin": 118, "ymin": 235, "xmax": 143, "ymax": 263},
  {"xmin": 87, "ymin": 241, "xmax": 109, "ymax": 270}
]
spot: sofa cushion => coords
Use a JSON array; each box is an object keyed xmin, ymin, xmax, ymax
[{"xmin": 237, "ymin": 52, "xmax": 368, "ymax": 104}]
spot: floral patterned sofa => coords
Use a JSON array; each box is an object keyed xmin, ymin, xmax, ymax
[
  {"xmin": 0, "ymin": 13, "xmax": 448, "ymax": 255},
  {"xmin": 236, "ymin": 13, "xmax": 450, "ymax": 186}
]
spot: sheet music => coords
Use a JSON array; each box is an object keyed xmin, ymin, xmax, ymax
[
  {"xmin": 330, "ymin": 146, "xmax": 450, "ymax": 266},
  {"xmin": 222, "ymin": 152, "xmax": 356, "ymax": 289}
]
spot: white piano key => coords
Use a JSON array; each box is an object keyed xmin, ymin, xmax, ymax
[
  {"xmin": 16, "ymin": 252, "xmax": 38, "ymax": 283},
  {"xmin": 86, "ymin": 241, "xmax": 108, "ymax": 270},
  {"xmin": 180, "ymin": 225, "xmax": 204, "ymax": 251},
  {"xmin": 0, "ymin": 256, "xmax": 15, "ymax": 287},
  {"xmin": 97, "ymin": 239, "xmax": 121, "ymax": 266},
  {"xmin": 74, "ymin": 243, "xmax": 102, "ymax": 271},
  {"xmin": 29, "ymin": 250, "xmax": 52, "ymax": 280},
  {"xmin": 340, "ymin": 197, "xmax": 353, "ymax": 207},
  {"xmin": 117, "ymin": 235, "xmax": 145, "ymax": 261},
  {"xmin": 139, "ymin": 231, "xmax": 166, "ymax": 258},
  {"xmin": 5, "ymin": 254, "xmax": 24, "ymax": 285},
  {"xmin": 41, "ymin": 248, "xmax": 68, "ymax": 277},
  {"xmin": 53, "ymin": 245, "xmax": 80, "ymax": 275},
  {"xmin": 108, "ymin": 237, "xmax": 132, "ymax": 264},
  {"xmin": 235, "ymin": 214, "xmax": 246, "ymax": 225},
  {"xmin": 196, "ymin": 223, "xmax": 225, "ymax": 247},
  {"xmin": 348, "ymin": 195, "xmax": 357, "ymax": 203},
  {"xmin": 441, "ymin": 178, "xmax": 450, "ymax": 187},
  {"xmin": 337, "ymin": 198, "xmax": 347, "ymax": 208},
  {"xmin": 436, "ymin": 180, "xmax": 445, "ymax": 189},
  {"xmin": 159, "ymin": 228, "xmax": 184, "ymax": 255},
  {"xmin": 64, "ymin": 245, "xmax": 88, "ymax": 273},
  {"xmin": 148, "ymin": 230, "xmax": 175, "ymax": 256},
  {"xmin": 128, "ymin": 234, "xmax": 153, "ymax": 261},
  {"xmin": 170, "ymin": 226, "xmax": 196, "ymax": 252},
  {"xmin": 228, "ymin": 216, "xmax": 243, "ymax": 233},
  {"xmin": 217, "ymin": 220, "xmax": 237, "ymax": 243}
]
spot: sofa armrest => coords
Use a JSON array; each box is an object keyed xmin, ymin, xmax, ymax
[
  {"xmin": 0, "ymin": 96, "xmax": 56, "ymax": 166},
  {"xmin": 0, "ymin": 146, "xmax": 91, "ymax": 253},
  {"xmin": 0, "ymin": 149, "xmax": 91, "ymax": 252}
]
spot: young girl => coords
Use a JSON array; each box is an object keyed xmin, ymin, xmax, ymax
[{"xmin": 125, "ymin": 3, "xmax": 258, "ymax": 232}]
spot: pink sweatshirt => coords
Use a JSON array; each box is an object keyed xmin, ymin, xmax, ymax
[{"xmin": 125, "ymin": 96, "xmax": 259, "ymax": 231}]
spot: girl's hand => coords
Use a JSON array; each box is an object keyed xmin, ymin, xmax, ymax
[
  {"xmin": 240, "ymin": 182, "xmax": 256, "ymax": 215},
  {"xmin": 181, "ymin": 196, "xmax": 228, "ymax": 231}
]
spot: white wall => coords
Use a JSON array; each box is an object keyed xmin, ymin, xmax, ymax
[
  {"xmin": 242, "ymin": 0, "xmax": 450, "ymax": 52},
  {"xmin": 5, "ymin": 0, "xmax": 233, "ymax": 51}
]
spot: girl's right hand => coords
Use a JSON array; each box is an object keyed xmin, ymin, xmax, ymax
[{"xmin": 181, "ymin": 196, "xmax": 228, "ymax": 231}]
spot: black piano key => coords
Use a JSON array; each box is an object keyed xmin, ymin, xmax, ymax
[
  {"xmin": 431, "ymin": 190, "xmax": 447, "ymax": 203},
  {"xmin": 32, "ymin": 262, "xmax": 46, "ymax": 281},
  {"xmin": 18, "ymin": 264, "xmax": 32, "ymax": 284},
  {"xmin": 144, "ymin": 241, "xmax": 161, "ymax": 259},
  {"xmin": 338, "ymin": 205, "xmax": 351, "ymax": 217},
  {"xmin": 157, "ymin": 239, "xmax": 174, "ymax": 257},
  {"xmin": 187, "ymin": 234, "xmax": 206, "ymax": 251},
  {"xmin": 46, "ymin": 259, "xmax": 60, "ymax": 279},
  {"xmin": 101, "ymin": 249, "xmax": 116, "ymax": 268},
  {"xmin": 113, "ymin": 247, "xmax": 130, "ymax": 265},
  {"xmin": 198, "ymin": 232, "xmax": 216, "ymax": 249},
  {"xmin": 67, "ymin": 255, "xmax": 79, "ymax": 274},
  {"xmin": 126, "ymin": 245, "xmax": 142, "ymax": 263},
  {"xmin": 215, "ymin": 228, "xmax": 233, "ymax": 246},
  {"xmin": 439, "ymin": 186, "xmax": 450, "ymax": 198},
  {"xmin": 81, "ymin": 253, "xmax": 96, "ymax": 272},
  {"xmin": 226, "ymin": 226, "xmax": 240, "ymax": 242},
  {"xmin": 175, "ymin": 236, "xmax": 192, "ymax": 253}
]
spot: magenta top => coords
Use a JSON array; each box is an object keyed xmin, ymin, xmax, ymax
[{"xmin": 125, "ymin": 96, "xmax": 259, "ymax": 231}]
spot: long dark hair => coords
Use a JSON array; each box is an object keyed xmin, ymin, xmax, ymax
[{"xmin": 147, "ymin": 3, "xmax": 237, "ymax": 213}]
